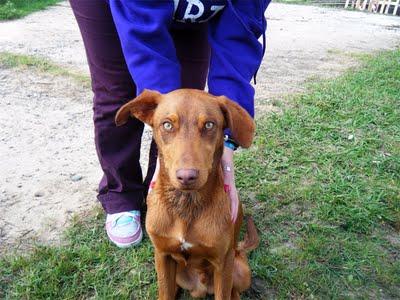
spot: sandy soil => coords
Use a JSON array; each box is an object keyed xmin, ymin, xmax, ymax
[{"xmin": 0, "ymin": 2, "xmax": 399, "ymax": 254}]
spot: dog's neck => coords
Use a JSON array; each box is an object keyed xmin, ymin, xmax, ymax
[{"xmin": 156, "ymin": 145, "xmax": 225, "ymax": 223}]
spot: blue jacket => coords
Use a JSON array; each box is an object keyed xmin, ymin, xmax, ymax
[{"xmin": 109, "ymin": 0, "xmax": 270, "ymax": 118}]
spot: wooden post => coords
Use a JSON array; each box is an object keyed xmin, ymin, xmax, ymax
[
  {"xmin": 380, "ymin": 0, "xmax": 387, "ymax": 13},
  {"xmin": 369, "ymin": 0, "xmax": 378, "ymax": 12},
  {"xmin": 393, "ymin": 0, "xmax": 400, "ymax": 14},
  {"xmin": 379, "ymin": 0, "xmax": 385, "ymax": 13},
  {"xmin": 385, "ymin": 0, "xmax": 392, "ymax": 13},
  {"xmin": 362, "ymin": 0, "xmax": 369, "ymax": 10}
]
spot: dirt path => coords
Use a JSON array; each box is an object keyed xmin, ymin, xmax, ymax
[{"xmin": 1, "ymin": 2, "xmax": 399, "ymax": 254}]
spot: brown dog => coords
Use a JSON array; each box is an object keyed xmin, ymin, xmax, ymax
[{"xmin": 115, "ymin": 89, "xmax": 259, "ymax": 300}]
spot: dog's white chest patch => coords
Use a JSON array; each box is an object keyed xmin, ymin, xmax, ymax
[{"xmin": 179, "ymin": 237, "xmax": 193, "ymax": 251}]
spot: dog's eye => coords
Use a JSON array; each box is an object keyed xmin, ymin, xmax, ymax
[
  {"xmin": 163, "ymin": 121, "xmax": 173, "ymax": 131},
  {"xmin": 204, "ymin": 122, "xmax": 214, "ymax": 130}
]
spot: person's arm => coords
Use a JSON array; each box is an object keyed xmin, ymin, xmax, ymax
[
  {"xmin": 208, "ymin": 1, "xmax": 270, "ymax": 222},
  {"xmin": 109, "ymin": 1, "xmax": 180, "ymax": 94},
  {"xmin": 208, "ymin": 0, "xmax": 270, "ymax": 120}
]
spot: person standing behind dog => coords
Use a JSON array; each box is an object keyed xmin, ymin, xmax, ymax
[{"xmin": 70, "ymin": 0, "xmax": 271, "ymax": 248}]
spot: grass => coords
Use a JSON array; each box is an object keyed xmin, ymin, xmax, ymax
[
  {"xmin": 1, "ymin": 49, "xmax": 399, "ymax": 299},
  {"xmin": 0, "ymin": 0, "xmax": 62, "ymax": 20},
  {"xmin": 0, "ymin": 52, "xmax": 90, "ymax": 85}
]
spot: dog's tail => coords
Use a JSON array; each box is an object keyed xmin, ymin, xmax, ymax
[{"xmin": 238, "ymin": 216, "xmax": 259, "ymax": 253}]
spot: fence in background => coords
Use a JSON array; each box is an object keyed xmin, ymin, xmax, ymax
[{"xmin": 345, "ymin": 0, "xmax": 400, "ymax": 14}]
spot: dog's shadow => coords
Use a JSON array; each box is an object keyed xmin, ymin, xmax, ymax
[
  {"xmin": 177, "ymin": 290, "xmax": 213, "ymax": 300},
  {"xmin": 175, "ymin": 276, "xmax": 272, "ymax": 299}
]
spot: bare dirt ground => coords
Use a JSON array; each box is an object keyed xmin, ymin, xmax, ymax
[{"xmin": 0, "ymin": 2, "xmax": 399, "ymax": 254}]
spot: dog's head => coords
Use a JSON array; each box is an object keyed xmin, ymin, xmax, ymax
[{"xmin": 115, "ymin": 89, "xmax": 255, "ymax": 191}]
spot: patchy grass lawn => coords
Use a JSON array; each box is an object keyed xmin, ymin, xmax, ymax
[
  {"xmin": 0, "ymin": 51, "xmax": 90, "ymax": 85},
  {"xmin": 236, "ymin": 49, "xmax": 400, "ymax": 298},
  {"xmin": 1, "ymin": 49, "xmax": 399, "ymax": 299},
  {"xmin": 0, "ymin": 0, "xmax": 61, "ymax": 20}
]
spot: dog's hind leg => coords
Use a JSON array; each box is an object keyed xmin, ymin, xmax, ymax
[
  {"xmin": 232, "ymin": 216, "xmax": 260, "ymax": 293},
  {"xmin": 232, "ymin": 251, "xmax": 252, "ymax": 292}
]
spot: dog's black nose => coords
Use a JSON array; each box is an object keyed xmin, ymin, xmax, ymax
[{"xmin": 176, "ymin": 169, "xmax": 199, "ymax": 185}]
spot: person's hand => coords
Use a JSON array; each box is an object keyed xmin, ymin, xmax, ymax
[{"xmin": 221, "ymin": 146, "xmax": 239, "ymax": 223}]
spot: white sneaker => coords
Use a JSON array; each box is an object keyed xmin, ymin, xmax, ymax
[{"xmin": 105, "ymin": 210, "xmax": 143, "ymax": 248}]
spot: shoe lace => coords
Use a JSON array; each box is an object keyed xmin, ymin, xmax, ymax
[{"xmin": 111, "ymin": 211, "xmax": 140, "ymax": 228}]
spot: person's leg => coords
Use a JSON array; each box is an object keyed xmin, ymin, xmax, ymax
[
  {"xmin": 143, "ymin": 24, "xmax": 211, "ymax": 188},
  {"xmin": 70, "ymin": 0, "xmax": 144, "ymax": 214},
  {"xmin": 70, "ymin": 0, "xmax": 144, "ymax": 248}
]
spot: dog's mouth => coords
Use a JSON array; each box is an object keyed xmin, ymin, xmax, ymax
[
  {"xmin": 174, "ymin": 182, "xmax": 200, "ymax": 192},
  {"xmin": 172, "ymin": 179, "xmax": 209, "ymax": 192}
]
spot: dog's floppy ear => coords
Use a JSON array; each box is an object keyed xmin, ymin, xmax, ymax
[
  {"xmin": 115, "ymin": 89, "xmax": 162, "ymax": 127},
  {"xmin": 217, "ymin": 96, "xmax": 255, "ymax": 148}
]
